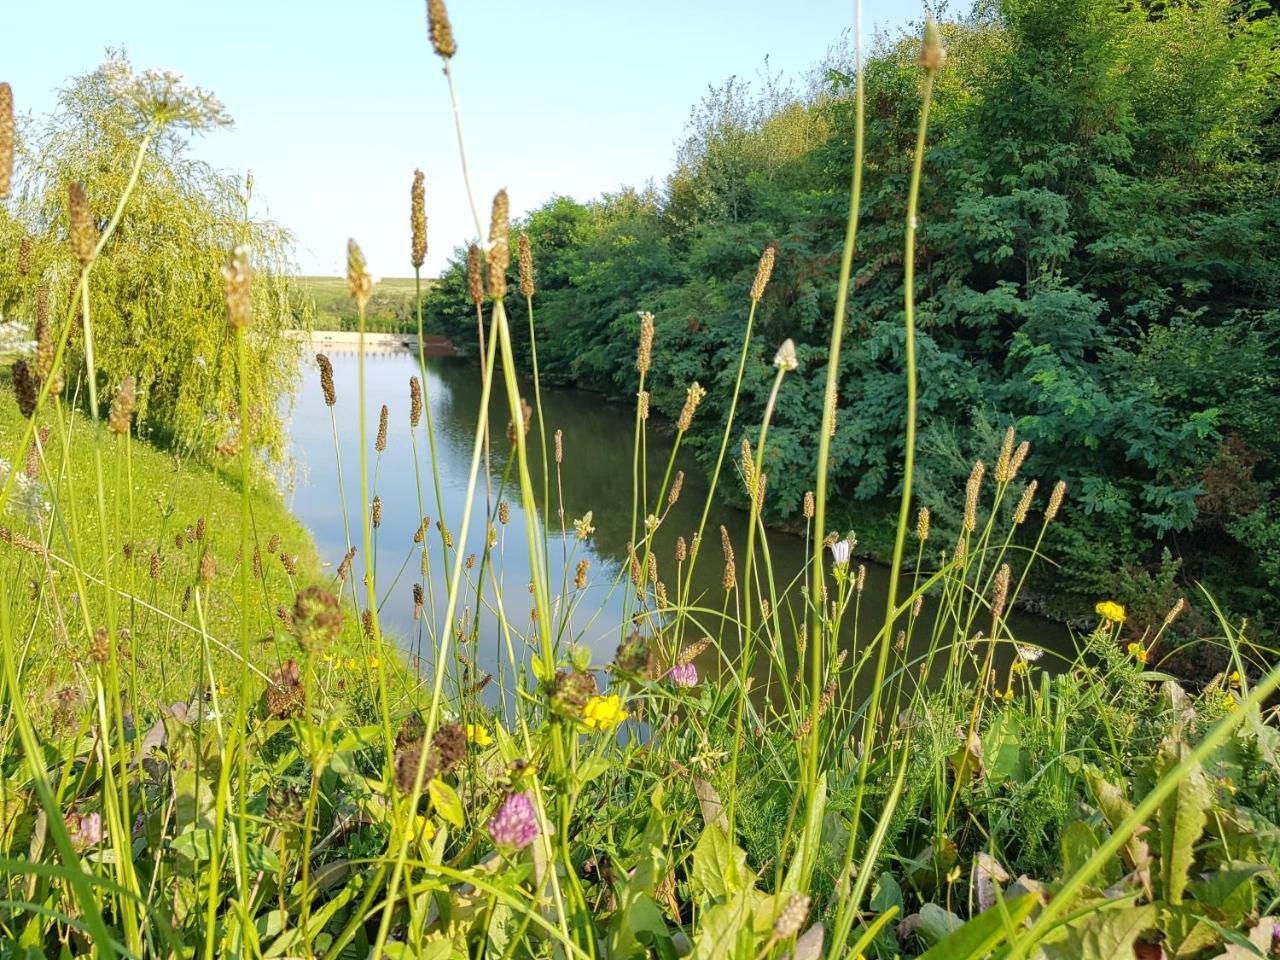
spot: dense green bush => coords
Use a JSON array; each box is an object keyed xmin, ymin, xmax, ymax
[{"xmin": 427, "ymin": 0, "xmax": 1280, "ymax": 643}]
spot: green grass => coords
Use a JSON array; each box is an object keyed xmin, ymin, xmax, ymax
[{"xmin": 296, "ymin": 275, "xmax": 431, "ymax": 333}]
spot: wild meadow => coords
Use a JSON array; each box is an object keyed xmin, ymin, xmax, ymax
[{"xmin": 1, "ymin": 1, "xmax": 1280, "ymax": 958}]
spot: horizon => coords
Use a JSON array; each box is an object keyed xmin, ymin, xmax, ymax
[{"xmin": 8, "ymin": 0, "xmax": 917, "ymax": 280}]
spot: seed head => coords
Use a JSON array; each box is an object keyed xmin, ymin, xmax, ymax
[
  {"xmin": 920, "ymin": 18, "xmax": 947, "ymax": 71},
  {"xmin": 720, "ymin": 525, "xmax": 734, "ymax": 564},
  {"xmin": 518, "ymin": 232, "xmax": 534, "ymax": 298},
  {"xmin": 371, "ymin": 496, "xmax": 383, "ymax": 528},
  {"xmin": 467, "ymin": 244, "xmax": 483, "ymax": 306},
  {"xmin": 68, "ymin": 182, "xmax": 97, "ymax": 267},
  {"xmin": 856, "ymin": 563, "xmax": 867, "ymax": 594},
  {"xmin": 346, "ymin": 239, "xmax": 372, "ymax": 307},
  {"xmin": 252, "ymin": 545, "xmax": 262, "ymax": 579},
  {"xmin": 316, "ymin": 353, "xmax": 336, "ymax": 406},
  {"xmin": 426, "ymin": 0, "xmax": 457, "ymax": 59},
  {"xmin": 0, "ymin": 83, "xmax": 12, "ymax": 200},
  {"xmin": 677, "ymin": 381, "xmax": 705, "ymax": 432},
  {"xmin": 506, "ymin": 397, "xmax": 532, "ymax": 443},
  {"xmin": 675, "ymin": 536, "xmax": 687, "ymax": 563},
  {"xmin": 498, "ymin": 501, "xmax": 510, "ymax": 525},
  {"xmin": 774, "ymin": 893, "xmax": 811, "ymax": 939},
  {"xmin": 107, "ymin": 376, "xmax": 136, "ymax": 435},
  {"xmin": 722, "ymin": 558, "xmax": 736, "ymax": 591},
  {"xmin": 376, "ymin": 404, "xmax": 388, "ymax": 452},
  {"xmin": 574, "ymin": 558, "xmax": 589, "ymax": 590},
  {"xmin": 554, "ymin": 428, "xmax": 563, "ymax": 464},
  {"xmin": 751, "ymin": 244, "xmax": 777, "ymax": 302},
  {"xmin": 409, "ymin": 376, "xmax": 422, "ymax": 427},
  {"xmin": 1013, "ymin": 480, "xmax": 1038, "ymax": 525},
  {"xmin": 964, "ymin": 460, "xmax": 985, "ymax": 533},
  {"xmin": 994, "ymin": 427, "xmax": 1016, "ymax": 484},
  {"xmin": 149, "ymin": 553, "xmax": 161, "ymax": 580},
  {"xmin": 12, "ymin": 359, "xmax": 38, "ymax": 418},
  {"xmin": 337, "ymin": 546, "xmax": 356, "ymax": 581},
  {"xmin": 803, "ymin": 490, "xmax": 815, "ymax": 519},
  {"xmin": 91, "ymin": 626, "xmax": 110, "ymax": 665},
  {"xmin": 412, "ymin": 582, "xmax": 425, "ymax": 619},
  {"xmin": 200, "ymin": 552, "xmax": 216, "ymax": 583},
  {"xmin": 267, "ymin": 533, "xmax": 280, "ymax": 554},
  {"xmin": 668, "ymin": 470, "xmax": 684, "ymax": 506},
  {"xmin": 1162, "ymin": 597, "xmax": 1187, "ymax": 630},
  {"xmin": 18, "ymin": 235, "xmax": 32, "ymax": 275},
  {"xmin": 223, "ymin": 245, "xmax": 252, "ymax": 330},
  {"xmin": 991, "ymin": 563, "xmax": 1011, "ymax": 626},
  {"xmin": 1009, "ymin": 441, "xmax": 1030, "ymax": 482},
  {"xmin": 34, "ymin": 290, "xmax": 63, "ymax": 398},
  {"xmin": 487, "ymin": 190, "xmax": 510, "ymax": 300},
  {"xmin": 636, "ymin": 311, "xmax": 654, "ymax": 375},
  {"xmin": 1046, "ymin": 480, "xmax": 1067, "ymax": 522},
  {"xmin": 638, "ymin": 389, "xmax": 650, "ymax": 420},
  {"xmin": 916, "ymin": 506, "xmax": 931, "ymax": 541},
  {"xmin": 410, "ymin": 169, "xmax": 427, "ymax": 269}
]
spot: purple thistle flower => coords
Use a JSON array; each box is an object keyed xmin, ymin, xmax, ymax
[
  {"xmin": 667, "ymin": 662, "xmax": 698, "ymax": 688},
  {"xmin": 488, "ymin": 791, "xmax": 539, "ymax": 851},
  {"xmin": 69, "ymin": 811, "xmax": 102, "ymax": 849}
]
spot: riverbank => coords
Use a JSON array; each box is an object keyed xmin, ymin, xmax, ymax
[{"xmin": 0, "ymin": 394, "xmax": 410, "ymax": 711}]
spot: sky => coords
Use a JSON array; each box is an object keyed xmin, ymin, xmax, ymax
[{"xmin": 7, "ymin": 0, "xmax": 918, "ymax": 278}]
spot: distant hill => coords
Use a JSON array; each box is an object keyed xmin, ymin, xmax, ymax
[{"xmin": 294, "ymin": 276, "xmax": 435, "ymax": 333}]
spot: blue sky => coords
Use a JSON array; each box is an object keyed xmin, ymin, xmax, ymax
[{"xmin": 8, "ymin": 0, "xmax": 917, "ymax": 277}]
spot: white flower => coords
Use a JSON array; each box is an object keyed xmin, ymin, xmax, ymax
[
  {"xmin": 829, "ymin": 538, "xmax": 852, "ymax": 567},
  {"xmin": 1017, "ymin": 645, "xmax": 1043, "ymax": 663}
]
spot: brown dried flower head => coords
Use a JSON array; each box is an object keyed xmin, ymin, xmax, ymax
[
  {"xmin": 636, "ymin": 311, "xmax": 655, "ymax": 375},
  {"xmin": 920, "ymin": 18, "xmax": 947, "ymax": 71},
  {"xmin": 410, "ymin": 169, "xmax": 427, "ymax": 269},
  {"xmin": 668, "ymin": 470, "xmax": 684, "ymax": 506},
  {"xmin": 487, "ymin": 189, "xmax": 510, "ymax": 300},
  {"xmin": 13, "ymin": 359, "xmax": 38, "ymax": 418},
  {"xmin": 803, "ymin": 490, "xmax": 815, "ymax": 519},
  {"xmin": 467, "ymin": 243, "xmax": 483, "ymax": 306},
  {"xmin": 371, "ymin": 496, "xmax": 383, "ymax": 528},
  {"xmin": 68, "ymin": 182, "xmax": 97, "ymax": 267},
  {"xmin": 554, "ymin": 428, "xmax": 563, "ymax": 464},
  {"xmin": 409, "ymin": 376, "xmax": 422, "ymax": 428},
  {"xmin": 677, "ymin": 381, "xmax": 705, "ymax": 432},
  {"xmin": 376, "ymin": 404, "xmax": 389, "ymax": 452},
  {"xmin": 518, "ymin": 232, "xmax": 534, "ymax": 298},
  {"xmin": 18, "ymin": 235, "xmax": 32, "ymax": 275},
  {"xmin": 316, "ymin": 353, "xmax": 336, "ymax": 406}
]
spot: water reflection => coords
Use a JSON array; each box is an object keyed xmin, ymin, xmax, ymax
[{"xmin": 285, "ymin": 350, "xmax": 1070, "ymax": 697}]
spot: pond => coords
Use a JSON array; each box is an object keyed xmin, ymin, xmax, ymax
[{"xmin": 285, "ymin": 347, "xmax": 1071, "ymax": 697}]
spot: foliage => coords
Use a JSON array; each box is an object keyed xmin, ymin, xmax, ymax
[{"xmin": 427, "ymin": 0, "xmax": 1280, "ymax": 644}]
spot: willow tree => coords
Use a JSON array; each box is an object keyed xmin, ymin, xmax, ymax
[{"xmin": 1, "ymin": 53, "xmax": 303, "ymax": 464}]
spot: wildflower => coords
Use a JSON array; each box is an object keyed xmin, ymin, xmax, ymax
[
  {"xmin": 488, "ymin": 791, "xmax": 539, "ymax": 851},
  {"xmin": 1096, "ymin": 600, "xmax": 1126, "ymax": 624},
  {"xmin": 465, "ymin": 723, "xmax": 493, "ymax": 747},
  {"xmin": 1000, "ymin": 687, "xmax": 1015, "ymax": 704},
  {"xmin": 751, "ymin": 244, "xmax": 777, "ymax": 302},
  {"xmin": 265, "ymin": 659, "xmax": 303, "ymax": 718},
  {"xmin": 1229, "ymin": 670, "xmax": 1243, "ymax": 687},
  {"xmin": 550, "ymin": 670, "xmax": 598, "ymax": 715},
  {"xmin": 1016, "ymin": 645, "xmax": 1043, "ymax": 663},
  {"xmin": 829, "ymin": 537, "xmax": 853, "ymax": 567},
  {"xmin": 67, "ymin": 811, "xmax": 103, "ymax": 850},
  {"xmin": 773, "ymin": 338, "xmax": 798, "ymax": 371},
  {"xmin": 488, "ymin": 190, "xmax": 510, "ymax": 300},
  {"xmin": 573, "ymin": 512, "xmax": 595, "ymax": 540},
  {"xmin": 581, "ymin": 693, "xmax": 628, "ymax": 731},
  {"xmin": 410, "ymin": 169, "xmax": 427, "ymax": 269},
  {"xmin": 1126, "ymin": 642, "xmax": 1148, "ymax": 665},
  {"xmin": 367, "ymin": 656, "xmax": 380, "ymax": 670},
  {"xmin": 677, "ymin": 382, "xmax": 706, "ymax": 432},
  {"xmin": 415, "ymin": 815, "xmax": 437, "ymax": 844},
  {"xmin": 223, "ymin": 245, "xmax": 252, "ymax": 330},
  {"xmin": 667, "ymin": 662, "xmax": 698, "ymax": 688},
  {"xmin": 100, "ymin": 59, "xmax": 230, "ymax": 131}
]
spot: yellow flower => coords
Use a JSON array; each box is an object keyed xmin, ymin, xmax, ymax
[
  {"xmin": 1000, "ymin": 687, "xmax": 1015, "ymax": 704},
  {"xmin": 465, "ymin": 723, "xmax": 493, "ymax": 747},
  {"xmin": 1229, "ymin": 670, "xmax": 1242, "ymax": 687},
  {"xmin": 1126, "ymin": 642, "xmax": 1148, "ymax": 665},
  {"xmin": 345, "ymin": 657, "xmax": 358, "ymax": 671},
  {"xmin": 367, "ymin": 656, "xmax": 380, "ymax": 670},
  {"xmin": 581, "ymin": 693, "xmax": 628, "ymax": 731},
  {"xmin": 415, "ymin": 815, "xmax": 436, "ymax": 842},
  {"xmin": 946, "ymin": 865, "xmax": 962, "ymax": 884},
  {"xmin": 1217, "ymin": 776, "xmax": 1236, "ymax": 795},
  {"xmin": 1095, "ymin": 600, "xmax": 1126, "ymax": 624},
  {"xmin": 1226, "ymin": 694, "xmax": 1238, "ymax": 712}
]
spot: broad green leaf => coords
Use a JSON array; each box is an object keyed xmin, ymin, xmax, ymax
[
  {"xmin": 691, "ymin": 823, "xmax": 747, "ymax": 902},
  {"xmin": 1162, "ymin": 904, "xmax": 1222, "ymax": 959},
  {"xmin": 916, "ymin": 892, "xmax": 1038, "ymax": 960},
  {"xmin": 870, "ymin": 872, "xmax": 904, "ymax": 915},
  {"xmin": 1041, "ymin": 902, "xmax": 1157, "ymax": 960},
  {"xmin": 1188, "ymin": 865, "xmax": 1266, "ymax": 923},
  {"xmin": 1086, "ymin": 770, "xmax": 1153, "ymax": 899},
  {"xmin": 1156, "ymin": 739, "xmax": 1212, "ymax": 905}
]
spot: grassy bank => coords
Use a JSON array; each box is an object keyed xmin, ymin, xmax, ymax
[{"xmin": 297, "ymin": 275, "xmax": 429, "ymax": 334}]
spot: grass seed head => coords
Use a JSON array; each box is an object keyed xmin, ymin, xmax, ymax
[
  {"xmin": 677, "ymin": 381, "xmax": 705, "ymax": 432},
  {"xmin": 18, "ymin": 235, "xmax": 32, "ymax": 275},
  {"xmin": 964, "ymin": 460, "xmax": 985, "ymax": 532},
  {"xmin": 107, "ymin": 376, "xmax": 137, "ymax": 435},
  {"xmin": 426, "ymin": 0, "xmax": 457, "ymax": 59},
  {"xmin": 346, "ymin": 239, "xmax": 372, "ymax": 307},
  {"xmin": 409, "ymin": 376, "xmax": 422, "ymax": 427},
  {"xmin": 467, "ymin": 243, "xmax": 483, "ymax": 306},
  {"xmin": 668, "ymin": 470, "xmax": 684, "ymax": 506},
  {"xmin": 519, "ymin": 232, "xmax": 534, "ymax": 298},
  {"xmin": 13, "ymin": 359, "xmax": 38, "ymax": 418},
  {"xmin": 223, "ymin": 245, "xmax": 252, "ymax": 330},
  {"xmin": 751, "ymin": 244, "xmax": 777, "ymax": 302},
  {"xmin": 994, "ymin": 427, "xmax": 1016, "ymax": 483},
  {"xmin": 376, "ymin": 404, "xmax": 389, "ymax": 452},
  {"xmin": 371, "ymin": 496, "xmax": 382, "ymax": 528},
  {"xmin": 410, "ymin": 169, "xmax": 427, "ymax": 268},
  {"xmin": 574, "ymin": 558, "xmax": 589, "ymax": 590},
  {"xmin": 636, "ymin": 311, "xmax": 654, "ymax": 375},
  {"xmin": 554, "ymin": 428, "xmax": 563, "ymax": 464},
  {"xmin": 638, "ymin": 389, "xmax": 649, "ymax": 420},
  {"xmin": 991, "ymin": 563, "xmax": 1011, "ymax": 625},
  {"xmin": 316, "ymin": 354, "xmax": 336, "ymax": 406},
  {"xmin": 0, "ymin": 82, "xmax": 12, "ymax": 200},
  {"xmin": 920, "ymin": 17, "xmax": 947, "ymax": 71},
  {"xmin": 1046, "ymin": 480, "xmax": 1067, "ymax": 522},
  {"xmin": 1013, "ymin": 479, "xmax": 1038, "ymax": 525},
  {"xmin": 68, "ymin": 182, "xmax": 97, "ymax": 267},
  {"xmin": 487, "ymin": 190, "xmax": 510, "ymax": 299},
  {"xmin": 773, "ymin": 337, "xmax": 798, "ymax": 371}
]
